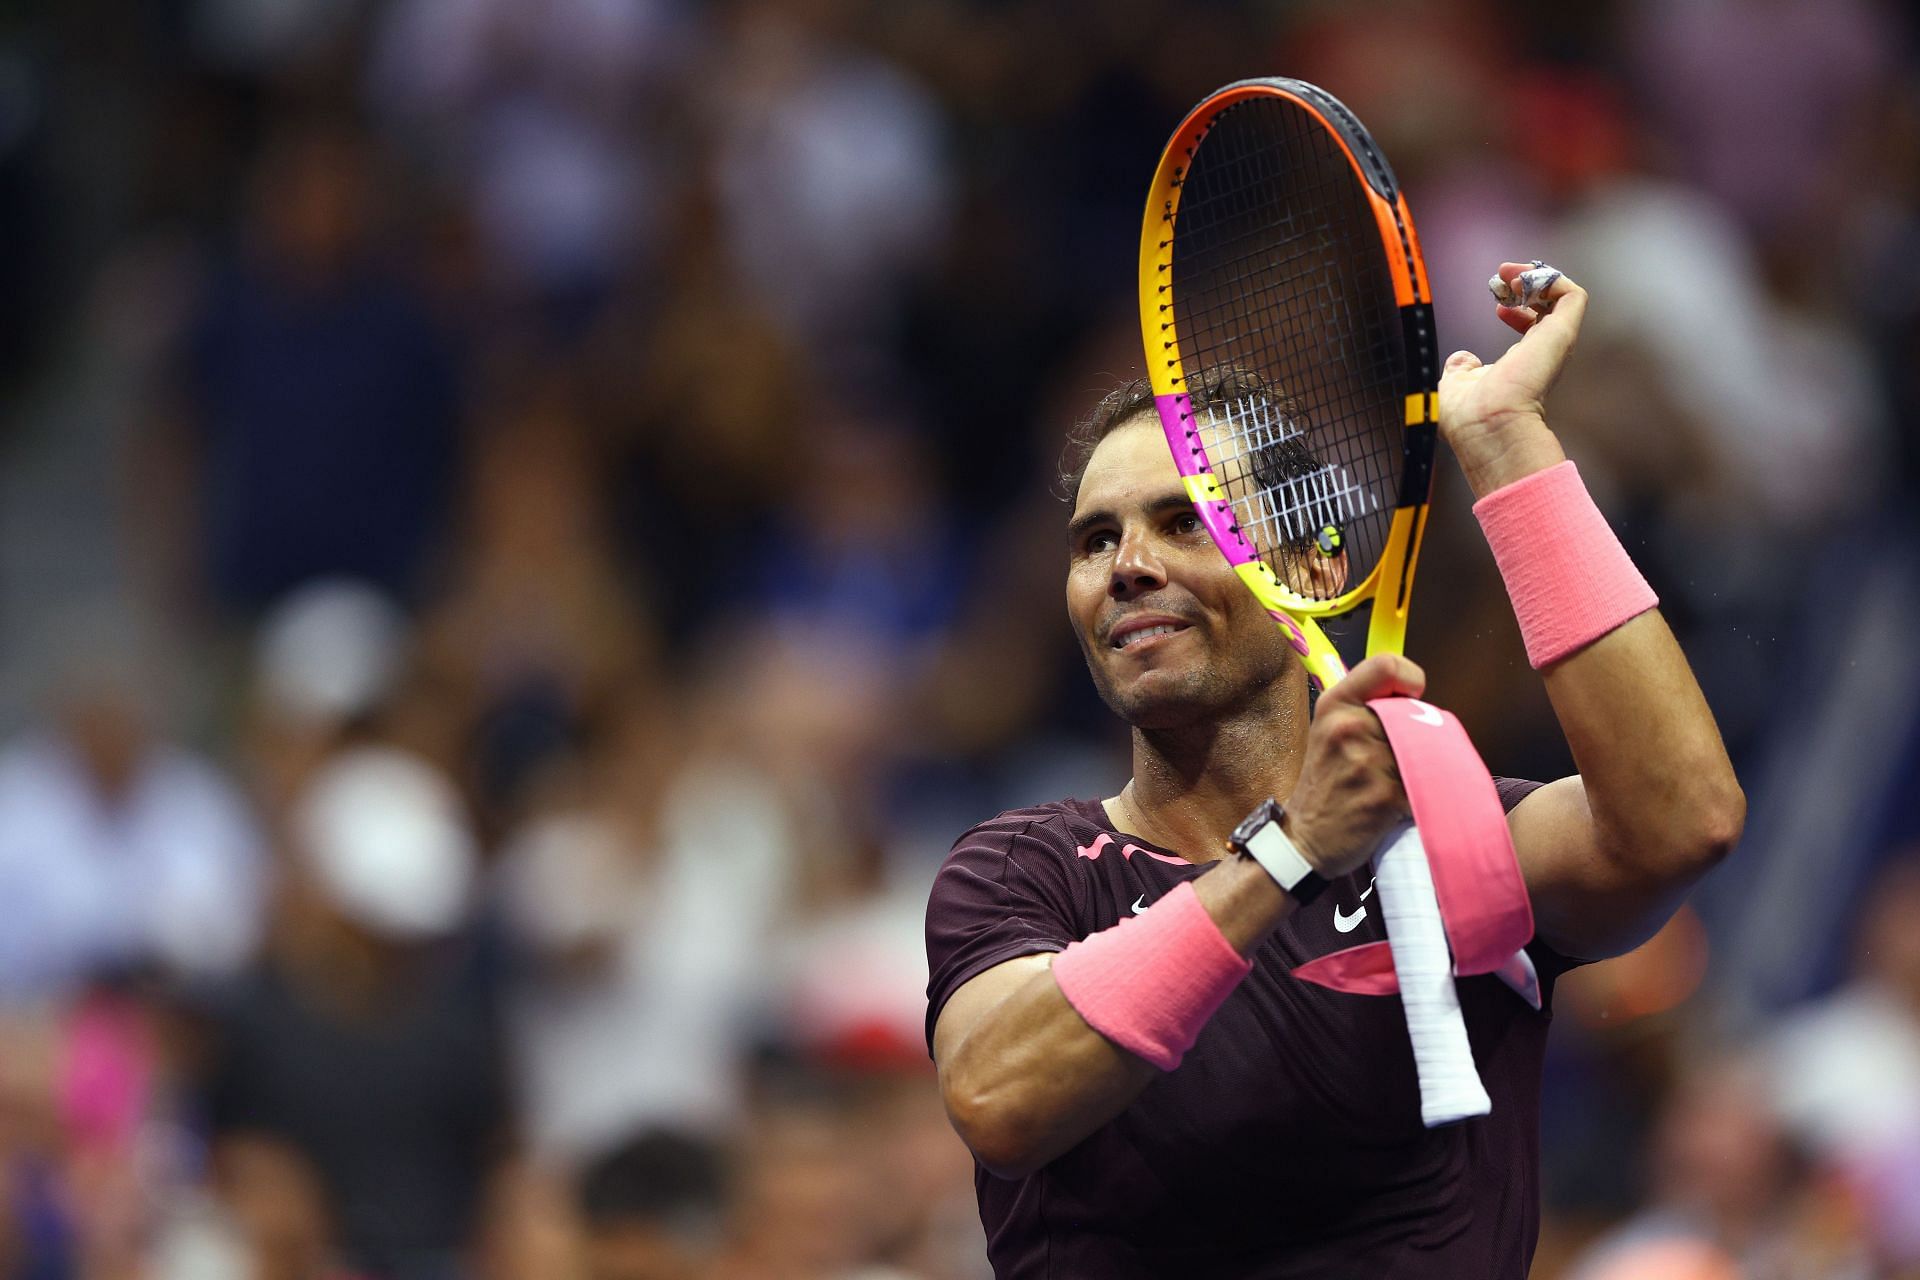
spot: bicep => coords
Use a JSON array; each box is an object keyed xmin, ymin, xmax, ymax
[
  {"xmin": 1509, "ymin": 776, "xmax": 1695, "ymax": 960},
  {"xmin": 932, "ymin": 951, "xmax": 1056, "ymax": 1078}
]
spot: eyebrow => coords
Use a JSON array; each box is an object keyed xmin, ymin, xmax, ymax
[{"xmin": 1067, "ymin": 492, "xmax": 1195, "ymax": 546}]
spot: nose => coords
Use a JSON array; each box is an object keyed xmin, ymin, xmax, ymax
[{"xmin": 1109, "ymin": 527, "xmax": 1168, "ymax": 599}]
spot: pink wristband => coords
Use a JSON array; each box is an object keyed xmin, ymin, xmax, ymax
[
  {"xmin": 1473, "ymin": 460, "xmax": 1657, "ymax": 669},
  {"xmin": 1050, "ymin": 881, "xmax": 1251, "ymax": 1071}
]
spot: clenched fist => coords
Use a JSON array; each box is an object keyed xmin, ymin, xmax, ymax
[{"xmin": 1281, "ymin": 653, "xmax": 1423, "ymax": 880}]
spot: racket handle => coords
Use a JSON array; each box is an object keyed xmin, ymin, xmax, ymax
[{"xmin": 1374, "ymin": 824, "xmax": 1490, "ymax": 1127}]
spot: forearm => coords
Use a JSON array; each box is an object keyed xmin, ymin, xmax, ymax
[
  {"xmin": 944, "ymin": 856, "xmax": 1291, "ymax": 1177},
  {"xmin": 1469, "ymin": 423, "xmax": 1743, "ymax": 872},
  {"xmin": 1540, "ymin": 611, "xmax": 1743, "ymax": 870},
  {"xmin": 1440, "ymin": 267, "xmax": 1744, "ymax": 955},
  {"xmin": 941, "ymin": 961, "xmax": 1159, "ymax": 1177},
  {"xmin": 1453, "ymin": 417, "xmax": 1566, "ymax": 500}
]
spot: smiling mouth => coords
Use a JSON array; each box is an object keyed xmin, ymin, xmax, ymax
[{"xmin": 1111, "ymin": 622, "xmax": 1190, "ymax": 651}]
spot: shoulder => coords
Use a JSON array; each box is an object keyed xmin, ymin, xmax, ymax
[
  {"xmin": 927, "ymin": 797, "xmax": 1110, "ymax": 928},
  {"xmin": 946, "ymin": 797, "xmax": 1109, "ymax": 864},
  {"xmin": 926, "ymin": 800, "xmax": 1110, "ymax": 1044}
]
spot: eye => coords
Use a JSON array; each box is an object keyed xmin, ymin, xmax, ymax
[
  {"xmin": 1173, "ymin": 511, "xmax": 1203, "ymax": 536},
  {"xmin": 1085, "ymin": 529, "xmax": 1118, "ymax": 554}
]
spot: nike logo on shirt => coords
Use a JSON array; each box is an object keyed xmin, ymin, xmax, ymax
[{"xmin": 1333, "ymin": 880, "xmax": 1377, "ymax": 933}]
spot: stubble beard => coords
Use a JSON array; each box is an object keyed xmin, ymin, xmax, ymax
[{"xmin": 1081, "ymin": 628, "xmax": 1296, "ymax": 732}]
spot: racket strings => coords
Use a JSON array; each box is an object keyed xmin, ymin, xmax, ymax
[
  {"xmin": 1200, "ymin": 396, "xmax": 1371, "ymax": 552},
  {"xmin": 1168, "ymin": 99, "xmax": 1405, "ymax": 600},
  {"xmin": 1179, "ymin": 174, "xmax": 1398, "ymax": 557}
]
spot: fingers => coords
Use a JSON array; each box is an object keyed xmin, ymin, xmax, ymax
[
  {"xmin": 1292, "ymin": 654, "xmax": 1422, "ymax": 878},
  {"xmin": 1315, "ymin": 652, "xmax": 1426, "ymax": 718},
  {"xmin": 1514, "ymin": 274, "xmax": 1587, "ymax": 376},
  {"xmin": 1439, "ymin": 349, "xmax": 1484, "ymax": 399},
  {"xmin": 1481, "ymin": 258, "xmax": 1589, "ymax": 393},
  {"xmin": 1489, "ymin": 261, "xmax": 1583, "ymax": 322},
  {"xmin": 1491, "ymin": 261, "xmax": 1568, "ymax": 308},
  {"xmin": 1494, "ymin": 303, "xmax": 1537, "ymax": 336}
]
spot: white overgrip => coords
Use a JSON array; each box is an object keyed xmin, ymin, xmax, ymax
[{"xmin": 1374, "ymin": 823, "xmax": 1490, "ymax": 1126}]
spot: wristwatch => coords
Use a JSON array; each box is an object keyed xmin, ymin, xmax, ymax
[{"xmin": 1228, "ymin": 798, "xmax": 1328, "ymax": 906}]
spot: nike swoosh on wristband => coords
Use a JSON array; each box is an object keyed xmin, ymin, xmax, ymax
[{"xmin": 1132, "ymin": 894, "xmax": 1148, "ymax": 914}]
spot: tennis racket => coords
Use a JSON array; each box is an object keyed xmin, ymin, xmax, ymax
[{"xmin": 1138, "ymin": 78, "xmax": 1485, "ymax": 1125}]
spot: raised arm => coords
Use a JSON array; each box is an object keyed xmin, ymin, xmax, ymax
[{"xmin": 1438, "ymin": 264, "xmax": 1745, "ymax": 959}]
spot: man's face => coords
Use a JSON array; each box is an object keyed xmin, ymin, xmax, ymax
[{"xmin": 1066, "ymin": 415, "xmax": 1301, "ymax": 729}]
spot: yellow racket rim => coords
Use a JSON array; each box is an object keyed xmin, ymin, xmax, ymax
[{"xmin": 1140, "ymin": 79, "xmax": 1438, "ymax": 680}]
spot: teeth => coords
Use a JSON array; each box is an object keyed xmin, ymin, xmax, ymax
[{"xmin": 1117, "ymin": 623, "xmax": 1181, "ymax": 649}]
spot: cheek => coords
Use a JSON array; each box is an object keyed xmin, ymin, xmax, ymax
[
  {"xmin": 1221, "ymin": 589, "xmax": 1297, "ymax": 666},
  {"xmin": 1191, "ymin": 554, "xmax": 1286, "ymax": 641},
  {"xmin": 1065, "ymin": 566, "xmax": 1107, "ymax": 630},
  {"xmin": 1194, "ymin": 560, "xmax": 1258, "ymax": 628}
]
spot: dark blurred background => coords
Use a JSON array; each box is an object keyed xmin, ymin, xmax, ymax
[{"xmin": 0, "ymin": 0, "xmax": 1915, "ymax": 1276}]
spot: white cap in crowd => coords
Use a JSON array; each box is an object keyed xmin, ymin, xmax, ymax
[
  {"xmin": 254, "ymin": 579, "xmax": 408, "ymax": 726},
  {"xmin": 293, "ymin": 746, "xmax": 476, "ymax": 939}
]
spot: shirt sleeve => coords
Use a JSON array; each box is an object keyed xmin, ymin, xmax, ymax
[
  {"xmin": 924, "ymin": 819, "xmax": 1083, "ymax": 1053},
  {"xmin": 1492, "ymin": 775, "xmax": 1544, "ymax": 814}
]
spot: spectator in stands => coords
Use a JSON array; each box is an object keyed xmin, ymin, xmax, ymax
[
  {"xmin": 576, "ymin": 1129, "xmax": 730, "ymax": 1280},
  {"xmin": 1767, "ymin": 848, "xmax": 1920, "ymax": 1269},
  {"xmin": 197, "ymin": 746, "xmax": 507, "ymax": 1280},
  {"xmin": 157, "ymin": 115, "xmax": 463, "ymax": 617},
  {"xmin": 0, "ymin": 605, "xmax": 266, "ymax": 1004}
]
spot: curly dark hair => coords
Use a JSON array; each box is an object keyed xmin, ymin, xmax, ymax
[{"xmin": 1057, "ymin": 368, "xmax": 1309, "ymax": 502}]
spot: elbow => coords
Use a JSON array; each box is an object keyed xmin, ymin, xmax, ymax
[
  {"xmin": 1602, "ymin": 772, "xmax": 1745, "ymax": 886},
  {"xmin": 1646, "ymin": 775, "xmax": 1745, "ymax": 883},
  {"xmin": 943, "ymin": 1081, "xmax": 1048, "ymax": 1180},
  {"xmin": 1690, "ymin": 776, "xmax": 1746, "ymax": 872}
]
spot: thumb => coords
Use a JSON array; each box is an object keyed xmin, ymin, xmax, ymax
[
  {"xmin": 1314, "ymin": 653, "xmax": 1426, "ymax": 718},
  {"xmin": 1444, "ymin": 349, "xmax": 1483, "ymax": 374}
]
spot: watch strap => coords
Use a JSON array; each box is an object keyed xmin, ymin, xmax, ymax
[{"xmin": 1228, "ymin": 799, "xmax": 1328, "ymax": 905}]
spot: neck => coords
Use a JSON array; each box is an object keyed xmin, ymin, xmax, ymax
[{"xmin": 1113, "ymin": 668, "xmax": 1311, "ymax": 861}]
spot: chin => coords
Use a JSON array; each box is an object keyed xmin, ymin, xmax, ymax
[
  {"xmin": 1089, "ymin": 641, "xmax": 1300, "ymax": 731},
  {"xmin": 1096, "ymin": 666, "xmax": 1227, "ymax": 730}
]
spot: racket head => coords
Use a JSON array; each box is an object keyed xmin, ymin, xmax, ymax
[{"xmin": 1139, "ymin": 79, "xmax": 1439, "ymax": 688}]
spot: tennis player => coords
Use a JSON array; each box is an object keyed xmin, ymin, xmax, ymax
[{"xmin": 925, "ymin": 266, "xmax": 1744, "ymax": 1277}]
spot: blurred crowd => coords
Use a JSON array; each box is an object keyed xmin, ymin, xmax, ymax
[{"xmin": 0, "ymin": 0, "xmax": 1915, "ymax": 1276}]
